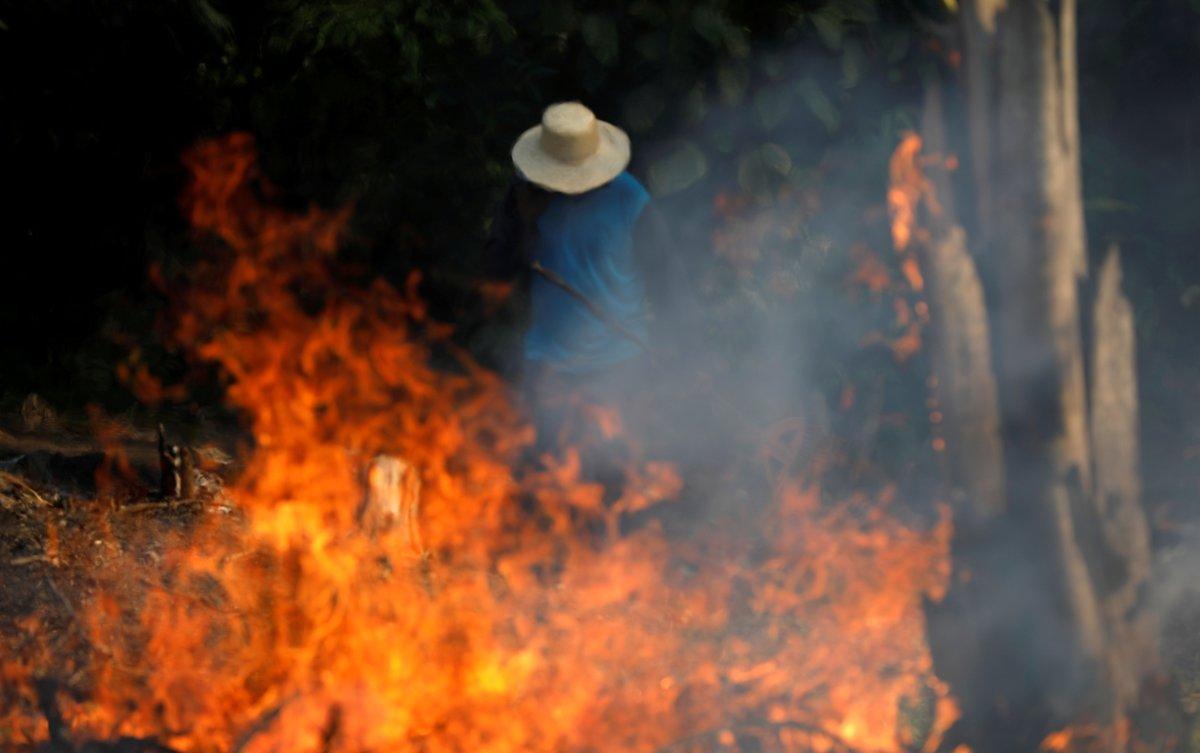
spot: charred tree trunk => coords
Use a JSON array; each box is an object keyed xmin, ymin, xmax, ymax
[
  {"xmin": 1088, "ymin": 245, "xmax": 1156, "ymax": 717},
  {"xmin": 922, "ymin": 2, "xmax": 1157, "ymax": 751},
  {"xmin": 917, "ymin": 82, "xmax": 1006, "ymax": 524},
  {"xmin": 989, "ymin": 0, "xmax": 1112, "ymax": 734},
  {"xmin": 158, "ymin": 424, "xmax": 196, "ymax": 500}
]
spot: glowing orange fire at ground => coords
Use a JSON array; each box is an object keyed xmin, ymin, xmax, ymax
[{"xmin": 4, "ymin": 134, "xmax": 956, "ymax": 753}]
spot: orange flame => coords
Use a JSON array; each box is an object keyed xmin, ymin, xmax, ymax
[
  {"xmin": 886, "ymin": 132, "xmax": 942, "ymax": 254},
  {"xmin": 4, "ymin": 134, "xmax": 956, "ymax": 753},
  {"xmin": 851, "ymin": 131, "xmax": 954, "ymax": 363}
]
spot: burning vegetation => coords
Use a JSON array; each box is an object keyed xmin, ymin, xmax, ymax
[
  {"xmin": 0, "ymin": 134, "xmax": 958, "ymax": 753},
  {"xmin": 3, "ymin": 4, "xmax": 1198, "ymax": 750}
]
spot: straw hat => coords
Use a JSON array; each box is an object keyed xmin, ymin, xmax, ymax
[{"xmin": 511, "ymin": 102, "xmax": 630, "ymax": 195}]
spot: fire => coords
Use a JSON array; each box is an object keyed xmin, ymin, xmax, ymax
[
  {"xmin": 852, "ymin": 131, "xmax": 955, "ymax": 364},
  {"xmin": 3, "ymin": 134, "xmax": 956, "ymax": 753},
  {"xmin": 886, "ymin": 131, "xmax": 943, "ymax": 254}
]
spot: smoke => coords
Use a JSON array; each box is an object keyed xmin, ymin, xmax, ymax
[
  {"xmin": 502, "ymin": 40, "xmax": 935, "ymax": 523},
  {"xmin": 492, "ymin": 25, "xmax": 1200, "ymax": 747},
  {"xmin": 1154, "ymin": 523, "xmax": 1200, "ymax": 697}
]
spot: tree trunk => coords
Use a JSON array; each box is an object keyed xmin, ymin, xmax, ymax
[
  {"xmin": 917, "ymin": 82, "xmax": 1006, "ymax": 524},
  {"xmin": 926, "ymin": 2, "xmax": 1158, "ymax": 750},
  {"xmin": 990, "ymin": 0, "xmax": 1112, "ymax": 715},
  {"xmin": 1088, "ymin": 244, "xmax": 1156, "ymax": 715},
  {"xmin": 362, "ymin": 454, "xmax": 424, "ymax": 554},
  {"xmin": 959, "ymin": 0, "xmax": 1004, "ymax": 252}
]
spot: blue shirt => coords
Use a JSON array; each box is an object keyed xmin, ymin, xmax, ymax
[{"xmin": 524, "ymin": 172, "xmax": 651, "ymax": 374}]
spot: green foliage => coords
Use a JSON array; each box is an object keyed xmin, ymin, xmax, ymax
[
  {"xmin": 0, "ymin": 0, "xmax": 941, "ymax": 410},
  {"xmin": 178, "ymin": 0, "xmax": 930, "ymax": 322}
]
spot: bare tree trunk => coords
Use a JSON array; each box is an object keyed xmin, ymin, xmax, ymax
[
  {"xmin": 928, "ymin": 2, "xmax": 1157, "ymax": 750},
  {"xmin": 1089, "ymin": 245, "xmax": 1156, "ymax": 714},
  {"xmin": 959, "ymin": 0, "xmax": 1004, "ymax": 251},
  {"xmin": 918, "ymin": 82, "xmax": 1006, "ymax": 523},
  {"xmin": 990, "ymin": 0, "xmax": 1112, "ymax": 704},
  {"xmin": 916, "ymin": 82, "xmax": 1012, "ymax": 753}
]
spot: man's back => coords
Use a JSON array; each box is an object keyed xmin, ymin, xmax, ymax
[{"xmin": 525, "ymin": 171, "xmax": 650, "ymax": 374}]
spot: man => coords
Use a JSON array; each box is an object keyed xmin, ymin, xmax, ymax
[{"xmin": 486, "ymin": 102, "xmax": 694, "ymax": 460}]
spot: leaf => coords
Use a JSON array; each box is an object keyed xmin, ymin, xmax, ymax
[
  {"xmin": 754, "ymin": 84, "xmax": 792, "ymax": 132},
  {"xmin": 581, "ymin": 13, "xmax": 619, "ymax": 65},
  {"xmin": 683, "ymin": 82, "xmax": 708, "ymax": 125},
  {"xmin": 881, "ymin": 28, "xmax": 912, "ymax": 64},
  {"xmin": 759, "ymin": 143, "xmax": 792, "ymax": 174},
  {"xmin": 796, "ymin": 77, "xmax": 840, "ymax": 133},
  {"xmin": 623, "ymin": 85, "xmax": 667, "ymax": 132},
  {"xmin": 690, "ymin": 6, "xmax": 729, "ymax": 48},
  {"xmin": 758, "ymin": 51, "xmax": 786, "ymax": 80},
  {"xmin": 737, "ymin": 143, "xmax": 792, "ymax": 194},
  {"xmin": 838, "ymin": 0, "xmax": 879, "ymax": 24},
  {"xmin": 189, "ymin": 0, "xmax": 234, "ymax": 42},
  {"xmin": 840, "ymin": 39, "xmax": 865, "ymax": 89},
  {"xmin": 689, "ymin": 5, "xmax": 748, "ymax": 57},
  {"xmin": 648, "ymin": 140, "xmax": 709, "ymax": 196},
  {"xmin": 399, "ymin": 32, "xmax": 421, "ymax": 78},
  {"xmin": 472, "ymin": 0, "xmax": 516, "ymax": 44},
  {"xmin": 811, "ymin": 9, "xmax": 843, "ymax": 51},
  {"xmin": 717, "ymin": 63, "xmax": 749, "ymax": 105}
]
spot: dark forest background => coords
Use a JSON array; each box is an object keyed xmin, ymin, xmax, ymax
[{"xmin": 1, "ymin": 0, "xmax": 1198, "ymax": 525}]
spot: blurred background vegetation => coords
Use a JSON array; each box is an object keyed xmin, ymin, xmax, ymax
[{"xmin": 0, "ymin": 0, "xmax": 1197, "ymax": 526}]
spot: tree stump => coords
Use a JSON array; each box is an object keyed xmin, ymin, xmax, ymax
[
  {"xmin": 158, "ymin": 424, "xmax": 196, "ymax": 500},
  {"xmin": 361, "ymin": 454, "xmax": 423, "ymax": 555}
]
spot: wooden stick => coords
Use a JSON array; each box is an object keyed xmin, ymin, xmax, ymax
[
  {"xmin": 9, "ymin": 554, "xmax": 54, "ymax": 566},
  {"xmin": 531, "ymin": 261, "xmax": 653, "ymax": 355},
  {"xmin": 0, "ymin": 470, "xmax": 51, "ymax": 507}
]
